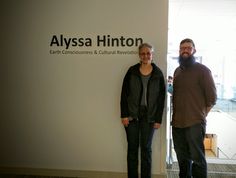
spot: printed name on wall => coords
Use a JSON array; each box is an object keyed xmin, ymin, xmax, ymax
[{"xmin": 49, "ymin": 34, "xmax": 143, "ymax": 55}]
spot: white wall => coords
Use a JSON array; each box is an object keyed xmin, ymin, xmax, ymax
[{"xmin": 0, "ymin": 0, "xmax": 168, "ymax": 175}]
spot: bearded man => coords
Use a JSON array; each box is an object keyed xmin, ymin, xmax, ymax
[{"xmin": 172, "ymin": 38, "xmax": 217, "ymax": 178}]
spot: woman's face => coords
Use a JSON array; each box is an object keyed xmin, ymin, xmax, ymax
[{"xmin": 139, "ymin": 47, "xmax": 153, "ymax": 65}]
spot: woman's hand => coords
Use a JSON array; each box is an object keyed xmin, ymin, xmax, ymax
[{"xmin": 122, "ymin": 118, "xmax": 129, "ymax": 127}]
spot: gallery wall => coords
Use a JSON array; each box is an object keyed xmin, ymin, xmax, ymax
[{"xmin": 0, "ymin": 0, "xmax": 168, "ymax": 175}]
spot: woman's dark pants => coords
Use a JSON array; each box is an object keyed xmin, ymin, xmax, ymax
[{"xmin": 125, "ymin": 107, "xmax": 155, "ymax": 178}]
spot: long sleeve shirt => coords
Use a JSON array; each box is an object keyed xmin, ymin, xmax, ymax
[{"xmin": 172, "ymin": 62, "xmax": 217, "ymax": 128}]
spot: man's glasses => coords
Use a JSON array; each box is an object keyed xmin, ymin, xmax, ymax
[{"xmin": 180, "ymin": 46, "xmax": 193, "ymax": 51}]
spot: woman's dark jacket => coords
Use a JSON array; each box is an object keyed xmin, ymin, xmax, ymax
[{"xmin": 120, "ymin": 63, "xmax": 166, "ymax": 123}]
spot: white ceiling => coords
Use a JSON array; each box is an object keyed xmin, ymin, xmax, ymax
[{"xmin": 168, "ymin": 0, "xmax": 236, "ymax": 51}]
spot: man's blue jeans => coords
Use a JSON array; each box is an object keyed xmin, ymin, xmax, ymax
[
  {"xmin": 125, "ymin": 108, "xmax": 155, "ymax": 178},
  {"xmin": 172, "ymin": 122, "xmax": 207, "ymax": 178}
]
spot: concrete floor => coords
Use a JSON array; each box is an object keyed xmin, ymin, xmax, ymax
[{"xmin": 167, "ymin": 162, "xmax": 236, "ymax": 178}]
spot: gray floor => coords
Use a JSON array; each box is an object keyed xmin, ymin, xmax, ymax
[
  {"xmin": 167, "ymin": 162, "xmax": 236, "ymax": 178},
  {"xmin": 1, "ymin": 163, "xmax": 236, "ymax": 178}
]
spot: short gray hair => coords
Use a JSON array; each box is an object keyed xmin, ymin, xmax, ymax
[{"xmin": 138, "ymin": 43, "xmax": 154, "ymax": 53}]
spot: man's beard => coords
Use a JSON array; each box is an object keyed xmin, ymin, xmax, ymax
[{"xmin": 178, "ymin": 55, "xmax": 196, "ymax": 68}]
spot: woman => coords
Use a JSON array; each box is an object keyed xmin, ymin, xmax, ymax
[{"xmin": 120, "ymin": 43, "xmax": 166, "ymax": 178}]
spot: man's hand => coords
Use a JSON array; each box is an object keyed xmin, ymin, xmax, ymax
[{"xmin": 153, "ymin": 123, "xmax": 161, "ymax": 129}]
